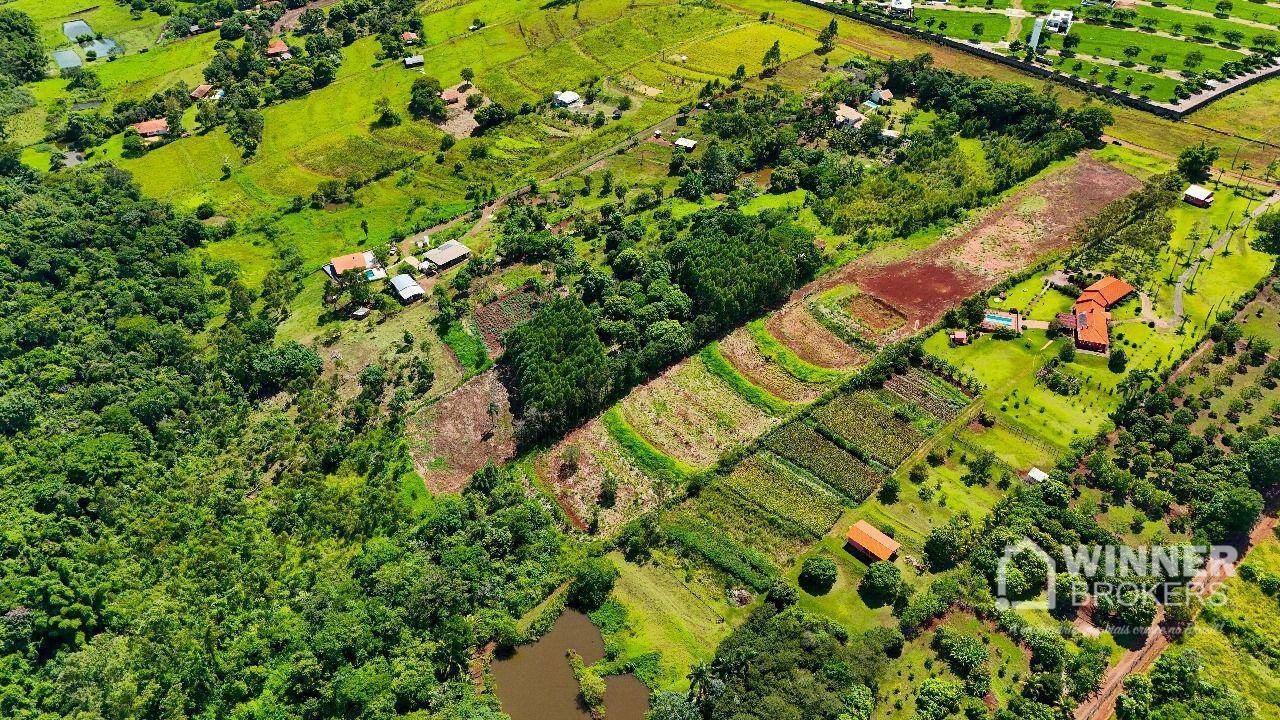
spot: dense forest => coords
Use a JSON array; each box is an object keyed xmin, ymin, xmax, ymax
[
  {"xmin": 0, "ymin": 164, "xmax": 572, "ymax": 719},
  {"xmin": 500, "ymin": 207, "xmax": 821, "ymax": 446}
]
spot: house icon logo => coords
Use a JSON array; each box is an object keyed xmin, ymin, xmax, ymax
[{"xmin": 995, "ymin": 537, "xmax": 1056, "ymax": 611}]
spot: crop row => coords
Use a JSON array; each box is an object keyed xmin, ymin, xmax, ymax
[
  {"xmin": 885, "ymin": 368, "xmax": 970, "ymax": 423},
  {"xmin": 813, "ymin": 390, "xmax": 928, "ymax": 468},
  {"xmin": 661, "ymin": 515, "xmax": 778, "ymax": 591},
  {"xmin": 720, "ymin": 455, "xmax": 845, "ymax": 536},
  {"xmin": 760, "ymin": 422, "xmax": 884, "ymax": 501}
]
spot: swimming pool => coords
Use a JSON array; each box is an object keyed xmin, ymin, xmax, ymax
[{"xmin": 984, "ymin": 313, "xmax": 1015, "ymax": 327}]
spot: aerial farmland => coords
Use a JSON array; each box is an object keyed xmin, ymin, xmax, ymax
[{"xmin": 1, "ymin": 0, "xmax": 1279, "ymax": 719}]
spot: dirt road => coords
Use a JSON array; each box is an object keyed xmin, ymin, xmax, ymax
[{"xmin": 1073, "ymin": 504, "xmax": 1280, "ymax": 719}]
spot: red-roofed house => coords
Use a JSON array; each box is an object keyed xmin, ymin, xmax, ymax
[
  {"xmin": 266, "ymin": 38, "xmax": 290, "ymax": 59},
  {"xmin": 401, "ymin": 31, "xmax": 419, "ymax": 44},
  {"xmin": 1070, "ymin": 276, "xmax": 1135, "ymax": 353},
  {"xmin": 130, "ymin": 118, "xmax": 169, "ymax": 138}
]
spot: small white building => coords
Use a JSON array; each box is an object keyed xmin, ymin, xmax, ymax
[
  {"xmin": 403, "ymin": 55, "xmax": 424, "ymax": 68},
  {"xmin": 422, "ymin": 239, "xmax": 472, "ymax": 272},
  {"xmin": 834, "ymin": 104, "xmax": 866, "ymax": 129},
  {"xmin": 881, "ymin": 128, "xmax": 902, "ymax": 140},
  {"xmin": 1046, "ymin": 9, "xmax": 1073, "ymax": 33},
  {"xmin": 553, "ymin": 90, "xmax": 583, "ymax": 108},
  {"xmin": 1183, "ymin": 184, "xmax": 1214, "ymax": 207},
  {"xmin": 389, "ymin": 274, "xmax": 426, "ymax": 302},
  {"xmin": 674, "ymin": 137, "xmax": 698, "ymax": 150},
  {"xmin": 888, "ymin": 0, "xmax": 915, "ymax": 17},
  {"xmin": 1026, "ymin": 467, "xmax": 1051, "ymax": 483}
]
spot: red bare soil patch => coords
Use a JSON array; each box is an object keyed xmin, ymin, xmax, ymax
[
  {"xmin": 406, "ymin": 369, "xmax": 515, "ymax": 494},
  {"xmin": 844, "ymin": 293, "xmax": 908, "ymax": 334},
  {"xmin": 765, "ymin": 304, "xmax": 866, "ymax": 369},
  {"xmin": 851, "ymin": 262, "xmax": 988, "ymax": 336},
  {"xmin": 795, "ymin": 156, "xmax": 1140, "ymax": 340},
  {"xmin": 718, "ymin": 327, "xmax": 826, "ymax": 403}
]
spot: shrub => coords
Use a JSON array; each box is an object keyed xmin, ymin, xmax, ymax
[{"xmin": 798, "ymin": 555, "xmax": 839, "ymax": 595}]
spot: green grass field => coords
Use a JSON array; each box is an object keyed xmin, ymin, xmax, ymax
[{"xmin": 604, "ymin": 549, "xmax": 753, "ymax": 691}]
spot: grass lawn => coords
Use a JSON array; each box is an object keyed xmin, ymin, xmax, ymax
[
  {"xmin": 787, "ymin": 517, "xmax": 900, "ymax": 634},
  {"xmin": 1049, "ymin": 55, "xmax": 1180, "ymax": 103},
  {"xmin": 911, "ymin": 9, "xmax": 1014, "ymax": 43},
  {"xmin": 605, "ymin": 550, "xmax": 753, "ymax": 691}
]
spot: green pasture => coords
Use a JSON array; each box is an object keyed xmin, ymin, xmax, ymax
[
  {"xmin": 605, "ymin": 549, "xmax": 753, "ymax": 691},
  {"xmin": 11, "ymin": 0, "xmax": 166, "ymax": 50},
  {"xmin": 1187, "ymin": 77, "xmax": 1280, "ymax": 145},
  {"xmin": 913, "ymin": 8, "xmax": 1014, "ymax": 42},
  {"xmin": 679, "ymin": 22, "xmax": 820, "ymax": 76}
]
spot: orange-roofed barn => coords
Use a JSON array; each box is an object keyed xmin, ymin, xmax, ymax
[{"xmin": 846, "ymin": 520, "xmax": 900, "ymax": 562}]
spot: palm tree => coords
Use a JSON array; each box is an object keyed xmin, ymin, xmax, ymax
[{"xmin": 687, "ymin": 662, "xmax": 712, "ymax": 703}]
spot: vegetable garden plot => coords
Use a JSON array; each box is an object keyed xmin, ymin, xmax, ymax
[
  {"xmin": 759, "ymin": 423, "xmax": 884, "ymax": 502},
  {"xmin": 717, "ymin": 326, "xmax": 828, "ymax": 403},
  {"xmin": 812, "ymin": 390, "xmax": 928, "ymax": 468},
  {"xmin": 539, "ymin": 418, "xmax": 662, "ymax": 534},
  {"xmin": 474, "ymin": 289, "xmax": 545, "ymax": 354},
  {"xmin": 661, "ymin": 514, "xmax": 779, "ymax": 591},
  {"xmin": 618, "ymin": 358, "xmax": 775, "ymax": 468},
  {"xmin": 720, "ymin": 455, "xmax": 844, "ymax": 537},
  {"xmin": 884, "ymin": 368, "xmax": 971, "ymax": 423}
]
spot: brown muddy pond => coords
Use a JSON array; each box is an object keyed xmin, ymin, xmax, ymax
[{"xmin": 491, "ymin": 609, "xmax": 649, "ymax": 720}]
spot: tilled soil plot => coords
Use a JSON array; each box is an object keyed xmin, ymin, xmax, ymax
[
  {"xmin": 406, "ymin": 369, "xmax": 515, "ymax": 494},
  {"xmin": 836, "ymin": 157, "xmax": 1140, "ymax": 340},
  {"xmin": 764, "ymin": 304, "xmax": 867, "ymax": 369}
]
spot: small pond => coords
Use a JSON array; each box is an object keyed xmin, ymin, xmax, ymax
[
  {"xmin": 52, "ymin": 49, "xmax": 82, "ymax": 69},
  {"xmin": 491, "ymin": 609, "xmax": 649, "ymax": 720},
  {"xmin": 63, "ymin": 20, "xmax": 94, "ymax": 42}
]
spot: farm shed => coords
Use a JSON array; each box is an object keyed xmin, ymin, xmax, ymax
[
  {"xmin": 422, "ymin": 240, "xmax": 472, "ymax": 272},
  {"xmin": 846, "ymin": 520, "xmax": 900, "ymax": 562},
  {"xmin": 1025, "ymin": 467, "xmax": 1050, "ymax": 483},
  {"xmin": 1183, "ymin": 184, "xmax": 1214, "ymax": 207},
  {"xmin": 389, "ymin": 274, "xmax": 426, "ymax": 302},
  {"xmin": 403, "ymin": 55, "xmax": 424, "ymax": 68},
  {"xmin": 674, "ymin": 137, "xmax": 698, "ymax": 150}
]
